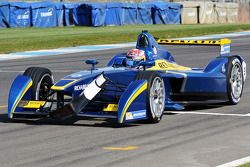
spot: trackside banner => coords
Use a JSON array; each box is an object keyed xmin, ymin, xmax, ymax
[
  {"xmin": 31, "ymin": 2, "xmax": 57, "ymax": 28},
  {"xmin": 0, "ymin": 2, "xmax": 10, "ymax": 28},
  {"xmin": 10, "ymin": 2, "xmax": 31, "ymax": 28},
  {"xmin": 55, "ymin": 3, "xmax": 64, "ymax": 27}
]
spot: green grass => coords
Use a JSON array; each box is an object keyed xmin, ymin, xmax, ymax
[
  {"xmin": 238, "ymin": 162, "xmax": 250, "ymax": 167},
  {"xmin": 238, "ymin": 163, "xmax": 250, "ymax": 167},
  {"xmin": 1, "ymin": 24, "xmax": 250, "ymax": 54}
]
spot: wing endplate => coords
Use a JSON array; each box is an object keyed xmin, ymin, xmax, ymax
[
  {"xmin": 118, "ymin": 80, "xmax": 148, "ymax": 124},
  {"xmin": 8, "ymin": 75, "xmax": 33, "ymax": 118}
]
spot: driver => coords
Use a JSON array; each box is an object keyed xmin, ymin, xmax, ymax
[{"xmin": 126, "ymin": 49, "xmax": 146, "ymax": 67}]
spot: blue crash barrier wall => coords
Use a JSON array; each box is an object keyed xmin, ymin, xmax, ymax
[
  {"xmin": 89, "ymin": 3, "xmax": 106, "ymax": 27},
  {"xmin": 152, "ymin": 2, "xmax": 182, "ymax": 24},
  {"xmin": 0, "ymin": 1, "xmax": 183, "ymax": 28},
  {"xmin": 106, "ymin": 2, "xmax": 122, "ymax": 26},
  {"xmin": 76, "ymin": 3, "xmax": 106, "ymax": 27},
  {"xmin": 31, "ymin": 2, "xmax": 57, "ymax": 27},
  {"xmin": 55, "ymin": 3, "xmax": 63, "ymax": 27},
  {"xmin": 77, "ymin": 3, "xmax": 91, "ymax": 26},
  {"xmin": 137, "ymin": 3, "xmax": 153, "ymax": 25},
  {"xmin": 0, "ymin": 2, "xmax": 9, "ymax": 28},
  {"xmin": 9, "ymin": 2, "xmax": 31, "ymax": 28},
  {"xmin": 64, "ymin": 3, "xmax": 78, "ymax": 26},
  {"xmin": 121, "ymin": 3, "xmax": 137, "ymax": 25}
]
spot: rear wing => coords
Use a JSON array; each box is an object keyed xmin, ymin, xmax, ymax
[{"xmin": 156, "ymin": 38, "xmax": 231, "ymax": 56}]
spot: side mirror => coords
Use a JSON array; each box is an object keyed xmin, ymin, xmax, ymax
[
  {"xmin": 85, "ymin": 59, "xmax": 99, "ymax": 72},
  {"xmin": 112, "ymin": 57, "xmax": 126, "ymax": 67},
  {"xmin": 85, "ymin": 59, "xmax": 98, "ymax": 65}
]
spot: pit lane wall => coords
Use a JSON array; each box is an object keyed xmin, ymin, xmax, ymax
[{"xmin": 0, "ymin": 1, "xmax": 248, "ymax": 28}]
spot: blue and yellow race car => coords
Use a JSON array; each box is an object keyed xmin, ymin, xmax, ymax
[{"xmin": 8, "ymin": 31, "xmax": 247, "ymax": 124}]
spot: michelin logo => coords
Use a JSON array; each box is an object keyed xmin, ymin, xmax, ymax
[
  {"xmin": 242, "ymin": 61, "xmax": 247, "ymax": 81},
  {"xmin": 126, "ymin": 110, "xmax": 146, "ymax": 120}
]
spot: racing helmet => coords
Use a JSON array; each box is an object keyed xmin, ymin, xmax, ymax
[{"xmin": 126, "ymin": 49, "xmax": 146, "ymax": 67}]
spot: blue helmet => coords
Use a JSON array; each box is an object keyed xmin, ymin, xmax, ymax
[{"xmin": 126, "ymin": 49, "xmax": 146, "ymax": 67}]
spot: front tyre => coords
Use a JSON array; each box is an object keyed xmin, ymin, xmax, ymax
[
  {"xmin": 227, "ymin": 58, "xmax": 244, "ymax": 105},
  {"xmin": 23, "ymin": 67, "xmax": 54, "ymax": 109},
  {"xmin": 136, "ymin": 71, "xmax": 166, "ymax": 123}
]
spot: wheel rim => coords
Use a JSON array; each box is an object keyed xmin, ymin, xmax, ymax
[
  {"xmin": 39, "ymin": 81, "xmax": 51, "ymax": 100},
  {"xmin": 230, "ymin": 62, "xmax": 243, "ymax": 99},
  {"xmin": 36, "ymin": 74, "xmax": 54, "ymax": 108},
  {"xmin": 149, "ymin": 77, "xmax": 165, "ymax": 118}
]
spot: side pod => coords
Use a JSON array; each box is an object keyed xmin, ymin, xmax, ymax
[
  {"xmin": 8, "ymin": 75, "xmax": 33, "ymax": 119},
  {"xmin": 118, "ymin": 80, "xmax": 148, "ymax": 124}
]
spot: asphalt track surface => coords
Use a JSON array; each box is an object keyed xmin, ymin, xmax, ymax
[{"xmin": 0, "ymin": 36, "xmax": 250, "ymax": 167}]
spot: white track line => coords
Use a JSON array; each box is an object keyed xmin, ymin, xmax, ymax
[
  {"xmin": 245, "ymin": 113, "xmax": 250, "ymax": 116},
  {"xmin": 216, "ymin": 156, "xmax": 250, "ymax": 167},
  {"xmin": 0, "ymin": 42, "xmax": 136, "ymax": 61},
  {"xmin": 169, "ymin": 111, "xmax": 250, "ymax": 117},
  {"xmin": 0, "ymin": 105, "xmax": 7, "ymax": 109}
]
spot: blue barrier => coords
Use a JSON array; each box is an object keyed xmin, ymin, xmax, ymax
[
  {"xmin": 77, "ymin": 3, "xmax": 91, "ymax": 26},
  {"xmin": 121, "ymin": 3, "xmax": 137, "ymax": 25},
  {"xmin": 88, "ymin": 3, "xmax": 106, "ymax": 27},
  {"xmin": 137, "ymin": 3, "xmax": 153, "ymax": 25},
  {"xmin": 55, "ymin": 3, "xmax": 63, "ymax": 27},
  {"xmin": 0, "ymin": 2, "xmax": 9, "ymax": 28},
  {"xmin": 9, "ymin": 2, "xmax": 31, "ymax": 28},
  {"xmin": 167, "ymin": 3, "xmax": 182, "ymax": 24},
  {"xmin": 64, "ymin": 3, "xmax": 78, "ymax": 26},
  {"xmin": 0, "ymin": 1, "xmax": 183, "ymax": 28},
  {"xmin": 152, "ymin": 2, "xmax": 182, "ymax": 24},
  {"xmin": 31, "ymin": 2, "xmax": 57, "ymax": 28},
  {"xmin": 106, "ymin": 2, "xmax": 122, "ymax": 26}
]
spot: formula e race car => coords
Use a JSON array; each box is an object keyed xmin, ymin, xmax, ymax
[{"xmin": 8, "ymin": 31, "xmax": 247, "ymax": 124}]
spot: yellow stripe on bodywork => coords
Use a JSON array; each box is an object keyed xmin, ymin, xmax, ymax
[
  {"xmin": 147, "ymin": 60, "xmax": 192, "ymax": 71},
  {"xmin": 19, "ymin": 101, "xmax": 46, "ymax": 109},
  {"xmin": 10, "ymin": 80, "xmax": 33, "ymax": 119},
  {"xmin": 120, "ymin": 81, "xmax": 147, "ymax": 123},
  {"xmin": 157, "ymin": 38, "xmax": 231, "ymax": 46},
  {"xmin": 51, "ymin": 79, "xmax": 78, "ymax": 91}
]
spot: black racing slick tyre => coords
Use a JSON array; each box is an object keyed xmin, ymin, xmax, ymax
[
  {"xmin": 227, "ymin": 57, "xmax": 244, "ymax": 105},
  {"xmin": 136, "ymin": 71, "xmax": 166, "ymax": 123},
  {"xmin": 23, "ymin": 67, "xmax": 54, "ymax": 108}
]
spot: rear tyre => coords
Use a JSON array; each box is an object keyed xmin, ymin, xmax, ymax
[
  {"xmin": 23, "ymin": 67, "xmax": 54, "ymax": 109},
  {"xmin": 136, "ymin": 71, "xmax": 165, "ymax": 123},
  {"xmin": 227, "ymin": 57, "xmax": 244, "ymax": 105}
]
